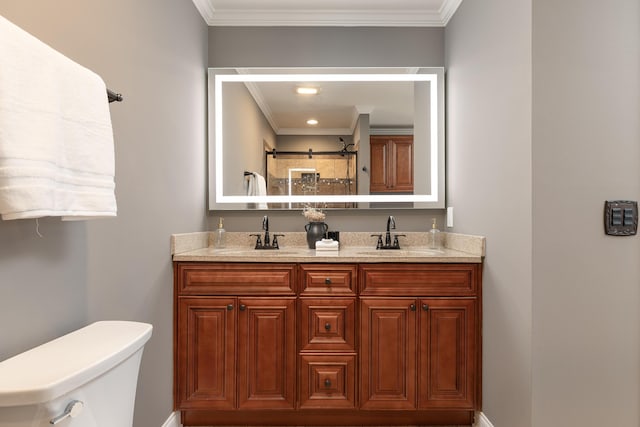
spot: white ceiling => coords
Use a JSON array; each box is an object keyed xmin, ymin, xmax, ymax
[{"xmin": 192, "ymin": 0, "xmax": 463, "ymax": 27}]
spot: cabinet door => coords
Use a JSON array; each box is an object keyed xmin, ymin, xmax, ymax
[
  {"xmin": 369, "ymin": 138, "xmax": 389, "ymax": 192},
  {"xmin": 176, "ymin": 297, "xmax": 236, "ymax": 410},
  {"xmin": 391, "ymin": 138, "xmax": 414, "ymax": 191},
  {"xmin": 237, "ymin": 297, "xmax": 296, "ymax": 409},
  {"xmin": 418, "ymin": 299, "xmax": 476, "ymax": 409},
  {"xmin": 369, "ymin": 136, "xmax": 414, "ymax": 193},
  {"xmin": 360, "ymin": 298, "xmax": 416, "ymax": 410}
]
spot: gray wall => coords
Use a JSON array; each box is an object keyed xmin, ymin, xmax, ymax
[
  {"xmin": 209, "ymin": 27, "xmax": 444, "ymax": 68},
  {"xmin": 447, "ymin": 0, "xmax": 640, "ymax": 426},
  {"xmin": 0, "ymin": 2, "xmax": 208, "ymax": 427},
  {"xmin": 208, "ymin": 26, "xmax": 447, "ymax": 233},
  {"xmin": 222, "ymin": 81, "xmax": 274, "ymax": 195},
  {"xmin": 445, "ymin": 0, "xmax": 533, "ymax": 425},
  {"xmin": 531, "ymin": 0, "xmax": 640, "ymax": 425}
]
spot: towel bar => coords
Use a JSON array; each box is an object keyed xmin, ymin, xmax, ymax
[{"xmin": 107, "ymin": 88, "xmax": 123, "ymax": 103}]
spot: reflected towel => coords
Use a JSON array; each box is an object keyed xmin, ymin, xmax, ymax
[
  {"xmin": 0, "ymin": 15, "xmax": 116, "ymax": 220},
  {"xmin": 246, "ymin": 172, "xmax": 267, "ymax": 209}
]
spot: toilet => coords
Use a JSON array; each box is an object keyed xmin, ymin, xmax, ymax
[{"xmin": 0, "ymin": 321, "xmax": 152, "ymax": 426}]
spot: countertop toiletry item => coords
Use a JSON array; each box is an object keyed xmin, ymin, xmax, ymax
[
  {"xmin": 315, "ymin": 238, "xmax": 339, "ymax": 251},
  {"xmin": 215, "ymin": 217, "xmax": 226, "ymax": 248},
  {"xmin": 429, "ymin": 218, "xmax": 441, "ymax": 249}
]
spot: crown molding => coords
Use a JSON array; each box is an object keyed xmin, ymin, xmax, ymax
[
  {"xmin": 242, "ymin": 81, "xmax": 279, "ymax": 134},
  {"xmin": 440, "ymin": 0, "xmax": 464, "ymax": 25},
  {"xmin": 207, "ymin": 10, "xmax": 444, "ymax": 27},
  {"xmin": 193, "ymin": 0, "xmax": 464, "ymax": 27},
  {"xmin": 191, "ymin": 0, "xmax": 216, "ymax": 24}
]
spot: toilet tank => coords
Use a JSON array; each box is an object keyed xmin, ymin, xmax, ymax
[{"xmin": 0, "ymin": 321, "xmax": 152, "ymax": 427}]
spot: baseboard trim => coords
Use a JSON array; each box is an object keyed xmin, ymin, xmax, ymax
[
  {"xmin": 161, "ymin": 411, "xmax": 181, "ymax": 427},
  {"xmin": 475, "ymin": 411, "xmax": 495, "ymax": 427}
]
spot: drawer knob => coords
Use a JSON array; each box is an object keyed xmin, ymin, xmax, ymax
[
  {"xmin": 410, "ymin": 303, "xmax": 416, "ymax": 311},
  {"xmin": 239, "ymin": 304, "xmax": 246, "ymax": 311},
  {"xmin": 324, "ymin": 322, "xmax": 331, "ymax": 331},
  {"xmin": 324, "ymin": 277, "xmax": 332, "ymax": 285},
  {"xmin": 324, "ymin": 378, "xmax": 331, "ymax": 387},
  {"xmin": 422, "ymin": 304, "xmax": 429, "ymax": 311},
  {"xmin": 227, "ymin": 304, "xmax": 233, "ymax": 311}
]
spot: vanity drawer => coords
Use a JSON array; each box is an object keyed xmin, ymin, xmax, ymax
[
  {"xmin": 299, "ymin": 298, "xmax": 356, "ymax": 352},
  {"xmin": 299, "ymin": 264, "xmax": 357, "ymax": 296},
  {"xmin": 175, "ymin": 262, "xmax": 296, "ymax": 295},
  {"xmin": 299, "ymin": 354, "xmax": 357, "ymax": 409},
  {"xmin": 359, "ymin": 264, "xmax": 480, "ymax": 296}
]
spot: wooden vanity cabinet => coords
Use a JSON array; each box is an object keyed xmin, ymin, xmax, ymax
[
  {"xmin": 360, "ymin": 298, "xmax": 476, "ymax": 410},
  {"xmin": 298, "ymin": 264, "xmax": 358, "ymax": 409},
  {"xmin": 174, "ymin": 261, "xmax": 481, "ymax": 426},
  {"xmin": 360, "ymin": 264, "xmax": 480, "ymax": 411},
  {"xmin": 174, "ymin": 263, "xmax": 297, "ymax": 412}
]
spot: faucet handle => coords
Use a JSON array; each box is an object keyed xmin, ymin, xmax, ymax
[
  {"xmin": 370, "ymin": 234, "xmax": 383, "ymax": 249},
  {"xmin": 272, "ymin": 234, "xmax": 284, "ymax": 249},
  {"xmin": 250, "ymin": 233, "xmax": 262, "ymax": 248},
  {"xmin": 393, "ymin": 234, "xmax": 406, "ymax": 248}
]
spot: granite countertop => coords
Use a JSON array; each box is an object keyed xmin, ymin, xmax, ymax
[{"xmin": 171, "ymin": 231, "xmax": 485, "ymax": 263}]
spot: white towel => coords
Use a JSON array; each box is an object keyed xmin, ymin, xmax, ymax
[
  {"xmin": 315, "ymin": 238, "xmax": 339, "ymax": 251},
  {"xmin": 246, "ymin": 172, "xmax": 267, "ymax": 209},
  {"xmin": 0, "ymin": 15, "xmax": 116, "ymax": 220}
]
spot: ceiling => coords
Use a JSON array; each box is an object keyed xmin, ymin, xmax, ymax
[{"xmin": 192, "ymin": 0, "xmax": 463, "ymax": 27}]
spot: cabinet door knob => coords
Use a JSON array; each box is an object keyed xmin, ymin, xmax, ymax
[
  {"xmin": 324, "ymin": 277, "xmax": 332, "ymax": 285},
  {"xmin": 410, "ymin": 303, "xmax": 416, "ymax": 311},
  {"xmin": 239, "ymin": 304, "xmax": 246, "ymax": 311},
  {"xmin": 324, "ymin": 378, "xmax": 331, "ymax": 387},
  {"xmin": 227, "ymin": 304, "xmax": 233, "ymax": 311},
  {"xmin": 422, "ymin": 304, "xmax": 429, "ymax": 311},
  {"xmin": 324, "ymin": 322, "xmax": 331, "ymax": 331}
]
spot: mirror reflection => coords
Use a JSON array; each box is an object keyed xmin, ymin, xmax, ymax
[{"xmin": 208, "ymin": 67, "xmax": 444, "ymax": 210}]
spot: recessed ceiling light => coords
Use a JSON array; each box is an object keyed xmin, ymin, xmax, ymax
[
  {"xmin": 296, "ymin": 87, "xmax": 319, "ymax": 95},
  {"xmin": 306, "ymin": 119, "xmax": 318, "ymax": 125}
]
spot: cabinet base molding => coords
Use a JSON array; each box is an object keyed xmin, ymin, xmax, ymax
[{"xmin": 181, "ymin": 410, "xmax": 474, "ymax": 426}]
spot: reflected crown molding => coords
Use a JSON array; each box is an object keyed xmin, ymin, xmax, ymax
[{"xmin": 192, "ymin": 0, "xmax": 464, "ymax": 27}]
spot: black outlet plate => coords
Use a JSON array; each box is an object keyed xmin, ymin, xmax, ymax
[{"xmin": 604, "ymin": 200, "xmax": 638, "ymax": 236}]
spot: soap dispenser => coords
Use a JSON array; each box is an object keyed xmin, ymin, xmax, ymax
[
  {"xmin": 429, "ymin": 218, "xmax": 441, "ymax": 249},
  {"xmin": 215, "ymin": 217, "xmax": 226, "ymax": 248}
]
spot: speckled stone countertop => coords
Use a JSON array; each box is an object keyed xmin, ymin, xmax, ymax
[{"xmin": 171, "ymin": 231, "xmax": 485, "ymax": 263}]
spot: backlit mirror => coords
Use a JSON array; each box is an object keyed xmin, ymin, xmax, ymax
[{"xmin": 208, "ymin": 67, "xmax": 444, "ymax": 210}]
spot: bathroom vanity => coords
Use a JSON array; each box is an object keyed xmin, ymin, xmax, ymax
[{"xmin": 172, "ymin": 232, "xmax": 484, "ymax": 426}]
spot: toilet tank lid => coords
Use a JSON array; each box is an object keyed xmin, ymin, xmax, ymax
[{"xmin": 0, "ymin": 321, "xmax": 152, "ymax": 407}]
